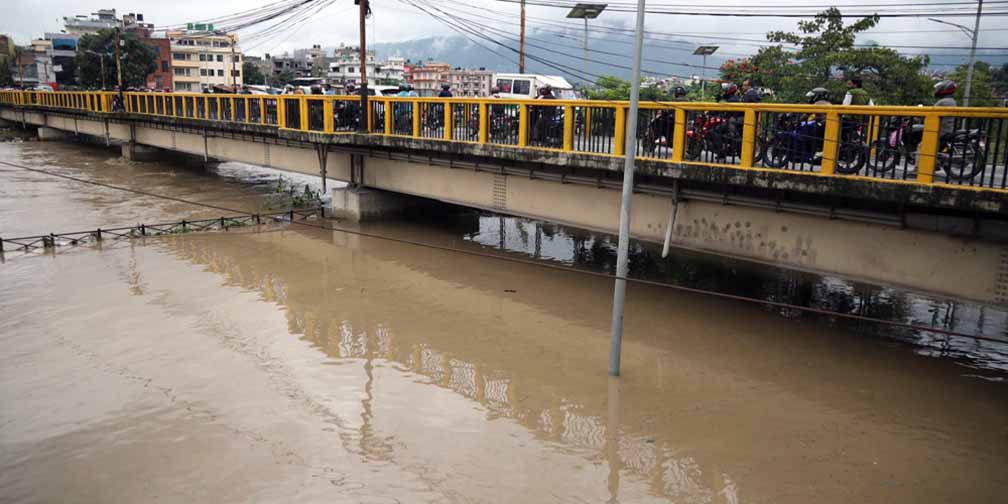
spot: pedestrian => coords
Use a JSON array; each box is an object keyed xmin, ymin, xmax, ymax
[{"xmin": 741, "ymin": 79, "xmax": 761, "ymax": 103}]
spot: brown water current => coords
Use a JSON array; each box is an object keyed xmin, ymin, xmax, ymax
[{"xmin": 1, "ymin": 140, "xmax": 1007, "ymax": 503}]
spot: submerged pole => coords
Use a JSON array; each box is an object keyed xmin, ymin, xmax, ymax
[{"xmin": 608, "ymin": 0, "xmax": 647, "ymax": 377}]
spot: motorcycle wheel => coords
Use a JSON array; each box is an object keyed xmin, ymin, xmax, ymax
[
  {"xmin": 763, "ymin": 137, "xmax": 790, "ymax": 168},
  {"xmin": 873, "ymin": 140, "xmax": 901, "ymax": 173},
  {"xmin": 940, "ymin": 142, "xmax": 986, "ymax": 181},
  {"xmin": 835, "ymin": 143, "xmax": 867, "ymax": 175}
]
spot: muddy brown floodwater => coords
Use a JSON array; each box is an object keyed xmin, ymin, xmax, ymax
[{"xmin": 1, "ymin": 140, "xmax": 1007, "ymax": 503}]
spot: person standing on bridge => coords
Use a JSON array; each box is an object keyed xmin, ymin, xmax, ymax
[
  {"xmin": 438, "ymin": 84, "xmax": 453, "ymax": 98},
  {"xmin": 741, "ymin": 79, "xmax": 761, "ymax": 103},
  {"xmin": 842, "ymin": 77, "xmax": 874, "ymax": 106}
]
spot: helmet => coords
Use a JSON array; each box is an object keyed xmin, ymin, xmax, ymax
[
  {"xmin": 539, "ymin": 84, "xmax": 553, "ymax": 95},
  {"xmin": 673, "ymin": 86, "xmax": 687, "ymax": 97},
  {"xmin": 346, "ymin": 83, "xmax": 356, "ymax": 92},
  {"xmin": 721, "ymin": 82, "xmax": 738, "ymax": 97},
  {"xmin": 934, "ymin": 80, "xmax": 957, "ymax": 97},
  {"xmin": 441, "ymin": 83, "xmax": 450, "ymax": 90},
  {"xmin": 398, "ymin": 84, "xmax": 408, "ymax": 91},
  {"xmin": 805, "ymin": 87, "xmax": 830, "ymax": 104}
]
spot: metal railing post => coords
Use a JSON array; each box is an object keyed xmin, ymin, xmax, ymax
[
  {"xmin": 563, "ymin": 104, "xmax": 574, "ymax": 151},
  {"xmin": 444, "ymin": 101, "xmax": 453, "ymax": 141},
  {"xmin": 412, "ymin": 100, "xmax": 420, "ymax": 137},
  {"xmin": 820, "ymin": 111, "xmax": 840, "ymax": 175},
  {"xmin": 671, "ymin": 108, "xmax": 686, "ymax": 162},
  {"xmin": 478, "ymin": 102, "xmax": 488, "ymax": 143},
  {"xmin": 518, "ymin": 103, "xmax": 528, "ymax": 147},
  {"xmin": 917, "ymin": 114, "xmax": 941, "ymax": 184},
  {"xmin": 324, "ymin": 98, "xmax": 334, "ymax": 133},
  {"xmin": 613, "ymin": 105, "xmax": 626, "ymax": 157},
  {"xmin": 299, "ymin": 96, "xmax": 308, "ymax": 131},
  {"xmin": 384, "ymin": 99, "xmax": 393, "ymax": 134},
  {"xmin": 741, "ymin": 109, "xmax": 757, "ymax": 168}
]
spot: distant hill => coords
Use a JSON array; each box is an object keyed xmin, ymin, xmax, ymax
[{"xmin": 367, "ymin": 33, "xmax": 1006, "ymax": 83}]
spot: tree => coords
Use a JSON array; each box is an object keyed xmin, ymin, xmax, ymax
[
  {"xmin": 947, "ymin": 61, "xmax": 1003, "ymax": 107},
  {"xmin": 243, "ymin": 61, "xmax": 266, "ymax": 85},
  {"xmin": 75, "ymin": 29, "xmax": 156, "ymax": 89},
  {"xmin": 272, "ymin": 70, "xmax": 295, "ymax": 87},
  {"xmin": 724, "ymin": 8, "xmax": 933, "ymax": 105},
  {"xmin": 0, "ymin": 63, "xmax": 12, "ymax": 87},
  {"xmin": 586, "ymin": 75, "xmax": 674, "ymax": 101}
]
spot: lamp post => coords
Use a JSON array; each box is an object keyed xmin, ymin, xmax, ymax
[
  {"xmin": 566, "ymin": 3, "xmax": 608, "ymax": 83},
  {"xmin": 693, "ymin": 45, "xmax": 718, "ymax": 101},
  {"xmin": 928, "ymin": 2, "xmax": 983, "ymax": 106},
  {"xmin": 607, "ymin": 0, "xmax": 646, "ymax": 377}
]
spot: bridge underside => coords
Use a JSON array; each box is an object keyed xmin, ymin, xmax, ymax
[{"xmin": 4, "ymin": 107, "xmax": 1006, "ymax": 306}]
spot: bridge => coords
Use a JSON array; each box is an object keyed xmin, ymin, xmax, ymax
[{"xmin": 2, "ymin": 90, "xmax": 1007, "ymax": 305}]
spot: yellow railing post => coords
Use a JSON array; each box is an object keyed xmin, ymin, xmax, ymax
[
  {"xmin": 585, "ymin": 107, "xmax": 593, "ymax": 138},
  {"xmin": 917, "ymin": 114, "xmax": 941, "ymax": 184},
  {"xmin": 518, "ymin": 104, "xmax": 528, "ymax": 147},
  {"xmin": 613, "ymin": 105, "xmax": 626, "ymax": 157},
  {"xmin": 299, "ymin": 96, "xmax": 308, "ymax": 130},
  {"xmin": 278, "ymin": 98, "xmax": 286, "ymax": 129},
  {"xmin": 412, "ymin": 100, "xmax": 420, "ymax": 137},
  {"xmin": 367, "ymin": 99, "xmax": 374, "ymax": 133},
  {"xmin": 478, "ymin": 102, "xmax": 488, "ymax": 143},
  {"xmin": 324, "ymin": 98, "xmax": 334, "ymax": 133},
  {"xmin": 444, "ymin": 102, "xmax": 453, "ymax": 141},
  {"xmin": 671, "ymin": 108, "xmax": 686, "ymax": 162},
  {"xmin": 563, "ymin": 104, "xmax": 574, "ymax": 152},
  {"xmin": 741, "ymin": 109, "xmax": 757, "ymax": 168},
  {"xmin": 820, "ymin": 110, "xmax": 840, "ymax": 175},
  {"xmin": 244, "ymin": 97, "xmax": 250, "ymax": 123},
  {"xmin": 384, "ymin": 100, "xmax": 393, "ymax": 134},
  {"xmin": 259, "ymin": 97, "xmax": 266, "ymax": 124}
]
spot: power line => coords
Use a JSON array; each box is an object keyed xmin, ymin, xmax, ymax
[{"xmin": 497, "ymin": 0, "xmax": 1008, "ymax": 18}]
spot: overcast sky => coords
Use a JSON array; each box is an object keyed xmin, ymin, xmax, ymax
[{"xmin": 4, "ymin": 0, "xmax": 1006, "ymax": 64}]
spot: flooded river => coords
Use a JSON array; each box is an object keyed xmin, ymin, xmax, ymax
[{"xmin": 1, "ymin": 139, "xmax": 1006, "ymax": 503}]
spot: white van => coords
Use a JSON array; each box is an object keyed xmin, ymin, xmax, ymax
[{"xmin": 492, "ymin": 74, "xmax": 577, "ymax": 100}]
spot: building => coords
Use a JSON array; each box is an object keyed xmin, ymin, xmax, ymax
[
  {"xmin": 375, "ymin": 56, "xmax": 405, "ymax": 85},
  {"xmin": 269, "ymin": 54, "xmax": 310, "ymax": 79},
  {"xmin": 411, "ymin": 62, "xmax": 450, "ymax": 97},
  {"xmin": 168, "ymin": 30, "xmax": 242, "ymax": 92},
  {"xmin": 327, "ymin": 45, "xmax": 377, "ymax": 86},
  {"xmin": 12, "ymin": 48, "xmax": 39, "ymax": 86},
  {"xmin": 449, "ymin": 67, "xmax": 493, "ymax": 97},
  {"xmin": 0, "ymin": 35, "xmax": 16, "ymax": 65},
  {"xmin": 293, "ymin": 44, "xmax": 330, "ymax": 78},
  {"xmin": 44, "ymin": 32, "xmax": 79, "ymax": 87},
  {"xmin": 63, "ymin": 9, "xmax": 120, "ymax": 35},
  {"xmin": 144, "ymin": 36, "xmax": 173, "ymax": 90},
  {"xmin": 30, "ymin": 39, "xmax": 56, "ymax": 87}
]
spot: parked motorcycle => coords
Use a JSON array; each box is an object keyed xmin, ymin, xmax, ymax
[
  {"xmin": 875, "ymin": 117, "xmax": 987, "ymax": 180},
  {"xmin": 764, "ymin": 113, "xmax": 866, "ymax": 173}
]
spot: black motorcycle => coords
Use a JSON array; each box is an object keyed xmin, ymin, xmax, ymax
[{"xmin": 875, "ymin": 117, "xmax": 987, "ymax": 181}]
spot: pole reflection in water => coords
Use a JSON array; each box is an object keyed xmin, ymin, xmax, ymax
[{"xmin": 1, "ymin": 140, "xmax": 1007, "ymax": 503}]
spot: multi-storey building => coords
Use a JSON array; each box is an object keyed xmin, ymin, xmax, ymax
[
  {"xmin": 375, "ymin": 56, "xmax": 405, "ymax": 84},
  {"xmin": 168, "ymin": 30, "xmax": 242, "ymax": 91},
  {"xmin": 411, "ymin": 62, "xmax": 450, "ymax": 97},
  {"xmin": 449, "ymin": 67, "xmax": 493, "ymax": 97},
  {"xmin": 63, "ymin": 9, "xmax": 120, "ymax": 35},
  {"xmin": 327, "ymin": 46, "xmax": 377, "ymax": 86}
]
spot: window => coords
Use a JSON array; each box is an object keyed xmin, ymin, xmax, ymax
[
  {"xmin": 495, "ymin": 79, "xmax": 513, "ymax": 93},
  {"xmin": 199, "ymin": 54, "xmax": 206, "ymax": 61},
  {"xmin": 216, "ymin": 54, "xmax": 223, "ymax": 62},
  {"xmin": 174, "ymin": 68, "xmax": 190, "ymax": 76},
  {"xmin": 161, "ymin": 61, "xmax": 169, "ymax": 72},
  {"xmin": 513, "ymin": 79, "xmax": 531, "ymax": 96},
  {"xmin": 217, "ymin": 69, "xmax": 224, "ymax": 76},
  {"xmin": 349, "ymin": 67, "xmax": 355, "ymax": 73},
  {"xmin": 233, "ymin": 55, "xmax": 240, "ymax": 63},
  {"xmin": 200, "ymin": 69, "xmax": 207, "ymax": 76},
  {"xmin": 231, "ymin": 70, "xmax": 240, "ymax": 77},
  {"xmin": 172, "ymin": 52, "xmax": 186, "ymax": 60}
]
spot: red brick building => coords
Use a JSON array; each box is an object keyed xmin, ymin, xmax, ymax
[{"xmin": 144, "ymin": 37, "xmax": 173, "ymax": 90}]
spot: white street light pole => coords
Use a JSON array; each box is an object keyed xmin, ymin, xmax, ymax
[
  {"xmin": 608, "ymin": 0, "xmax": 645, "ymax": 377},
  {"xmin": 928, "ymin": 1, "xmax": 983, "ymax": 106}
]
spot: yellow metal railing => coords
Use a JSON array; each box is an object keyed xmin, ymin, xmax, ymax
[{"xmin": 3, "ymin": 90, "xmax": 1007, "ymax": 192}]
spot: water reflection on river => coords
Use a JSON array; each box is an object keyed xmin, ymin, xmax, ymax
[{"xmin": 1, "ymin": 140, "xmax": 1006, "ymax": 503}]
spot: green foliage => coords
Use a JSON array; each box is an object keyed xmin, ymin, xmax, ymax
[
  {"xmin": 75, "ymin": 29, "xmax": 156, "ymax": 89},
  {"xmin": 587, "ymin": 75, "xmax": 679, "ymax": 101},
  {"xmin": 0, "ymin": 63, "xmax": 12, "ymax": 87},
  {"xmin": 723, "ymin": 8, "xmax": 933, "ymax": 105},
  {"xmin": 242, "ymin": 61, "xmax": 266, "ymax": 85},
  {"xmin": 272, "ymin": 70, "xmax": 295, "ymax": 87},
  {"xmin": 946, "ymin": 61, "xmax": 1002, "ymax": 107}
]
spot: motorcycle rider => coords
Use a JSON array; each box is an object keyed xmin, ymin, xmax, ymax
[
  {"xmin": 741, "ymin": 79, "xmax": 761, "ymax": 103},
  {"xmin": 533, "ymin": 85, "xmax": 558, "ymax": 146},
  {"xmin": 842, "ymin": 77, "xmax": 874, "ymax": 106},
  {"xmin": 933, "ymin": 80, "xmax": 957, "ymax": 138},
  {"xmin": 438, "ymin": 83, "xmax": 453, "ymax": 98},
  {"xmin": 712, "ymin": 82, "xmax": 741, "ymax": 160}
]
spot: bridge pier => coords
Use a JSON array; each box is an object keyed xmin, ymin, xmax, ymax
[
  {"xmin": 121, "ymin": 143, "xmax": 164, "ymax": 162},
  {"xmin": 36, "ymin": 127, "xmax": 66, "ymax": 141},
  {"xmin": 328, "ymin": 186, "xmax": 421, "ymax": 222}
]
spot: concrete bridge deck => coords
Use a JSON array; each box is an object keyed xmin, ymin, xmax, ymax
[{"xmin": 2, "ymin": 91, "xmax": 1007, "ymax": 306}]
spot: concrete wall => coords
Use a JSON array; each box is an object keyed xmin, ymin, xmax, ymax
[{"xmin": 6, "ymin": 107, "xmax": 1003, "ymax": 305}]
